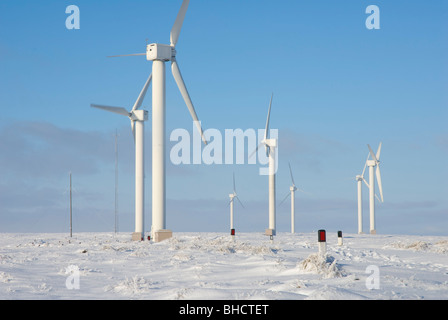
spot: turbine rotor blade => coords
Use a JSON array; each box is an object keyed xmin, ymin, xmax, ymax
[
  {"xmin": 375, "ymin": 193, "xmax": 381, "ymax": 202},
  {"xmin": 107, "ymin": 53, "xmax": 146, "ymax": 58},
  {"xmin": 376, "ymin": 142, "xmax": 382, "ymax": 161},
  {"xmin": 233, "ymin": 172, "xmax": 236, "ymax": 193},
  {"xmin": 249, "ymin": 141, "xmax": 265, "ymax": 159},
  {"xmin": 235, "ymin": 196, "xmax": 245, "ymax": 209},
  {"xmin": 361, "ymin": 151, "xmax": 370, "ymax": 177},
  {"xmin": 376, "ymin": 165, "xmax": 384, "ymax": 202},
  {"xmin": 367, "ymin": 144, "xmax": 378, "ymax": 163},
  {"xmin": 288, "ymin": 162, "xmax": 295, "ymax": 186},
  {"xmin": 278, "ymin": 192, "xmax": 291, "ymax": 207},
  {"xmin": 171, "ymin": 59, "xmax": 207, "ymax": 145},
  {"xmin": 264, "ymin": 93, "xmax": 273, "ymax": 141},
  {"xmin": 91, "ymin": 104, "xmax": 130, "ymax": 117},
  {"xmin": 131, "ymin": 119, "xmax": 136, "ymax": 142},
  {"xmin": 170, "ymin": 0, "xmax": 190, "ymax": 47},
  {"xmin": 362, "ymin": 177, "xmax": 370, "ymax": 189},
  {"xmin": 132, "ymin": 73, "xmax": 152, "ymax": 111}
]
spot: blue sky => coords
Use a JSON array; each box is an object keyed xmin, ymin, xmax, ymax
[{"xmin": 0, "ymin": 0, "xmax": 447, "ymax": 235}]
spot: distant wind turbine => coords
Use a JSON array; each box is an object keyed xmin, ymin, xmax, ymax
[
  {"xmin": 229, "ymin": 173, "xmax": 244, "ymax": 235},
  {"xmin": 366, "ymin": 142, "xmax": 384, "ymax": 234},
  {"xmin": 91, "ymin": 73, "xmax": 151, "ymax": 241},
  {"xmin": 278, "ymin": 163, "xmax": 306, "ymax": 234}
]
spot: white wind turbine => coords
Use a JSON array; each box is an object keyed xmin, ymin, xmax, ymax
[
  {"xmin": 278, "ymin": 163, "xmax": 305, "ymax": 234},
  {"xmin": 107, "ymin": 0, "xmax": 207, "ymax": 241},
  {"xmin": 355, "ymin": 152, "xmax": 371, "ymax": 234},
  {"xmin": 229, "ymin": 173, "xmax": 244, "ymax": 235},
  {"xmin": 366, "ymin": 142, "xmax": 384, "ymax": 234},
  {"xmin": 91, "ymin": 73, "xmax": 152, "ymax": 241},
  {"xmin": 251, "ymin": 94, "xmax": 277, "ymax": 236}
]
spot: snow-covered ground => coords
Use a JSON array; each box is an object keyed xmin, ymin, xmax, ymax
[{"xmin": 0, "ymin": 232, "xmax": 447, "ymax": 300}]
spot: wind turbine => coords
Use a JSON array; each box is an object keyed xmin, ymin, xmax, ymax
[
  {"xmin": 366, "ymin": 142, "xmax": 384, "ymax": 234},
  {"xmin": 355, "ymin": 152, "xmax": 370, "ymax": 234},
  {"xmin": 278, "ymin": 163, "xmax": 306, "ymax": 234},
  {"xmin": 251, "ymin": 94, "xmax": 277, "ymax": 236},
  {"xmin": 229, "ymin": 173, "xmax": 244, "ymax": 235},
  {"xmin": 107, "ymin": 0, "xmax": 207, "ymax": 241},
  {"xmin": 91, "ymin": 73, "xmax": 152, "ymax": 241}
]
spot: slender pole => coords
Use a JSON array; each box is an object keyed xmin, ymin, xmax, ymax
[
  {"xmin": 230, "ymin": 195, "xmax": 234, "ymax": 230},
  {"xmin": 69, "ymin": 172, "xmax": 72, "ymax": 238},
  {"xmin": 115, "ymin": 130, "xmax": 119, "ymax": 235},
  {"xmin": 152, "ymin": 60, "xmax": 166, "ymax": 239},
  {"xmin": 268, "ymin": 146, "xmax": 276, "ymax": 234},
  {"xmin": 291, "ymin": 188, "xmax": 295, "ymax": 234},
  {"xmin": 357, "ymin": 177, "xmax": 363, "ymax": 234},
  {"xmin": 368, "ymin": 163, "xmax": 376, "ymax": 234},
  {"xmin": 135, "ymin": 120, "xmax": 145, "ymax": 238}
]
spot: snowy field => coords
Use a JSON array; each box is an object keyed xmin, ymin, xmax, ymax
[{"xmin": 0, "ymin": 231, "xmax": 447, "ymax": 301}]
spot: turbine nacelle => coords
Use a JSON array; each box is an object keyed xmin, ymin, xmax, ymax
[
  {"xmin": 130, "ymin": 109, "xmax": 149, "ymax": 121},
  {"xmin": 366, "ymin": 159, "xmax": 377, "ymax": 167},
  {"xmin": 263, "ymin": 138, "xmax": 277, "ymax": 149},
  {"xmin": 146, "ymin": 43, "xmax": 176, "ymax": 62}
]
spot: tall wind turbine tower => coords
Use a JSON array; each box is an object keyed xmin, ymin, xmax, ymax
[
  {"xmin": 367, "ymin": 142, "xmax": 384, "ymax": 234},
  {"xmin": 106, "ymin": 0, "xmax": 207, "ymax": 241},
  {"xmin": 252, "ymin": 94, "xmax": 277, "ymax": 236}
]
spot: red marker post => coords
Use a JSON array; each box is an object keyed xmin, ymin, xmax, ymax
[
  {"xmin": 337, "ymin": 231, "xmax": 343, "ymax": 246},
  {"xmin": 318, "ymin": 229, "xmax": 327, "ymax": 256}
]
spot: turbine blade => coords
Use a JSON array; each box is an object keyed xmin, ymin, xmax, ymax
[
  {"xmin": 249, "ymin": 142, "xmax": 265, "ymax": 159},
  {"xmin": 235, "ymin": 196, "xmax": 245, "ymax": 209},
  {"xmin": 131, "ymin": 120, "xmax": 136, "ymax": 142},
  {"xmin": 278, "ymin": 192, "xmax": 291, "ymax": 207},
  {"xmin": 288, "ymin": 162, "xmax": 295, "ymax": 186},
  {"xmin": 367, "ymin": 144, "xmax": 378, "ymax": 162},
  {"xmin": 363, "ymin": 177, "xmax": 370, "ymax": 189},
  {"xmin": 376, "ymin": 142, "xmax": 382, "ymax": 160},
  {"xmin": 375, "ymin": 193, "xmax": 381, "ymax": 202},
  {"xmin": 376, "ymin": 165, "xmax": 384, "ymax": 202},
  {"xmin": 297, "ymin": 187, "xmax": 309, "ymax": 195},
  {"xmin": 171, "ymin": 59, "xmax": 207, "ymax": 145},
  {"xmin": 170, "ymin": 0, "xmax": 190, "ymax": 47},
  {"xmin": 233, "ymin": 172, "xmax": 236, "ymax": 193},
  {"xmin": 361, "ymin": 151, "xmax": 370, "ymax": 177},
  {"xmin": 132, "ymin": 73, "xmax": 152, "ymax": 111},
  {"xmin": 264, "ymin": 93, "xmax": 273, "ymax": 141},
  {"xmin": 107, "ymin": 53, "xmax": 146, "ymax": 58},
  {"xmin": 91, "ymin": 104, "xmax": 130, "ymax": 117}
]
